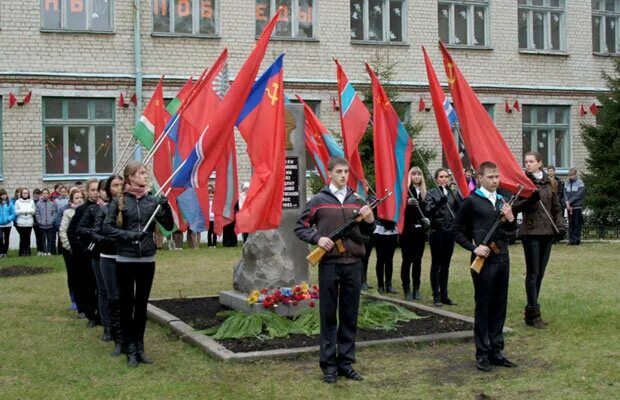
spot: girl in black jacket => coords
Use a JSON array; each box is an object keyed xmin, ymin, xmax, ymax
[
  {"xmin": 425, "ymin": 168, "xmax": 462, "ymax": 307},
  {"xmin": 102, "ymin": 162, "xmax": 173, "ymax": 367}
]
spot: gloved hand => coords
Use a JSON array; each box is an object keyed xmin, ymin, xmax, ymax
[
  {"xmin": 131, "ymin": 230, "xmax": 149, "ymax": 242},
  {"xmin": 555, "ymin": 229, "xmax": 566, "ymax": 242},
  {"xmin": 157, "ymin": 196, "xmax": 169, "ymax": 206},
  {"xmin": 407, "ymin": 198, "xmax": 419, "ymax": 207}
]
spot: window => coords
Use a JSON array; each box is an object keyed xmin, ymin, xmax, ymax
[
  {"xmin": 43, "ymin": 98, "xmax": 115, "ymax": 176},
  {"xmin": 41, "ymin": 0, "xmax": 113, "ymax": 32},
  {"xmin": 592, "ymin": 0, "xmax": 620, "ymax": 54},
  {"xmin": 518, "ymin": 0, "xmax": 565, "ymax": 51},
  {"xmin": 153, "ymin": 0, "xmax": 218, "ymax": 36},
  {"xmin": 522, "ymin": 105, "xmax": 570, "ymax": 168},
  {"xmin": 350, "ymin": 0, "xmax": 407, "ymax": 43},
  {"xmin": 438, "ymin": 1, "xmax": 489, "ymax": 47},
  {"xmin": 256, "ymin": 0, "xmax": 316, "ymax": 39}
]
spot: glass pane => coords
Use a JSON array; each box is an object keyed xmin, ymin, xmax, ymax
[
  {"xmin": 536, "ymin": 107, "xmax": 548, "ymax": 123},
  {"xmin": 522, "ymin": 128, "xmax": 532, "ymax": 164},
  {"xmin": 532, "ymin": 0, "xmax": 543, "ymax": 5},
  {"xmin": 389, "ymin": 1, "xmax": 403, "ymax": 42},
  {"xmin": 66, "ymin": 0, "xmax": 87, "ymax": 30},
  {"xmin": 605, "ymin": 16, "xmax": 616, "ymax": 53},
  {"xmin": 93, "ymin": 99, "xmax": 113, "ymax": 119},
  {"xmin": 174, "ymin": 0, "xmax": 193, "ymax": 34},
  {"xmin": 91, "ymin": 0, "xmax": 112, "ymax": 31},
  {"xmin": 474, "ymin": 6, "xmax": 486, "ymax": 46},
  {"xmin": 554, "ymin": 129, "xmax": 568, "ymax": 167},
  {"xmin": 369, "ymin": 0, "xmax": 384, "ymax": 41},
  {"xmin": 554, "ymin": 107, "xmax": 567, "ymax": 124},
  {"xmin": 68, "ymin": 127, "xmax": 90, "ymax": 174},
  {"xmin": 549, "ymin": 0, "xmax": 560, "ymax": 7},
  {"xmin": 44, "ymin": 98, "xmax": 63, "ymax": 119},
  {"xmin": 591, "ymin": 0, "xmax": 599, "ymax": 10},
  {"xmin": 275, "ymin": 0, "xmax": 292, "ymax": 37},
  {"xmin": 438, "ymin": 3, "xmax": 450, "ymax": 44},
  {"xmin": 518, "ymin": 0, "xmax": 527, "ymax": 4},
  {"xmin": 536, "ymin": 129, "xmax": 550, "ymax": 165},
  {"xmin": 67, "ymin": 99, "xmax": 88, "ymax": 119},
  {"xmin": 593, "ymin": 16, "xmax": 602, "ymax": 52},
  {"xmin": 256, "ymin": 0, "xmax": 271, "ymax": 36},
  {"xmin": 550, "ymin": 12, "xmax": 561, "ymax": 50},
  {"xmin": 298, "ymin": 0, "xmax": 314, "ymax": 38},
  {"xmin": 95, "ymin": 126, "xmax": 113, "ymax": 173},
  {"xmin": 153, "ymin": 0, "xmax": 171, "ymax": 32},
  {"xmin": 41, "ymin": 0, "xmax": 61, "ymax": 29},
  {"xmin": 454, "ymin": 5, "xmax": 467, "ymax": 45},
  {"xmin": 519, "ymin": 10, "xmax": 529, "ymax": 48},
  {"xmin": 533, "ymin": 11, "xmax": 544, "ymax": 49},
  {"xmin": 199, "ymin": 0, "xmax": 216, "ymax": 34},
  {"xmin": 522, "ymin": 106, "xmax": 532, "ymax": 124},
  {"xmin": 605, "ymin": 0, "xmax": 615, "ymax": 11},
  {"xmin": 45, "ymin": 126, "xmax": 64, "ymax": 174}
]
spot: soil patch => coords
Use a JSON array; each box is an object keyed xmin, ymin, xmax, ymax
[
  {"xmin": 0, "ymin": 265, "xmax": 53, "ymax": 278},
  {"xmin": 150, "ymin": 297, "xmax": 474, "ymax": 353}
]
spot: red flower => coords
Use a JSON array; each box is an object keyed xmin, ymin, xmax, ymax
[
  {"xmin": 260, "ymin": 288, "xmax": 268, "ymax": 294},
  {"xmin": 309, "ymin": 301, "xmax": 316, "ymax": 308}
]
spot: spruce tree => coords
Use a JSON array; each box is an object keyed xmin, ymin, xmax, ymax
[{"xmin": 581, "ymin": 59, "xmax": 620, "ymax": 225}]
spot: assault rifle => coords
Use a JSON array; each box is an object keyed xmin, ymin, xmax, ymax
[
  {"xmin": 470, "ymin": 184, "xmax": 524, "ymax": 274},
  {"xmin": 306, "ymin": 190, "xmax": 393, "ymax": 266}
]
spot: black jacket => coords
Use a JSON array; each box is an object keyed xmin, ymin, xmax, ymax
[
  {"xmin": 67, "ymin": 200, "xmax": 96, "ymax": 254},
  {"xmin": 402, "ymin": 185, "xmax": 427, "ymax": 235},
  {"xmin": 89, "ymin": 204, "xmax": 117, "ymax": 255},
  {"xmin": 102, "ymin": 193, "xmax": 173, "ymax": 258},
  {"xmin": 77, "ymin": 201, "xmax": 103, "ymax": 257},
  {"xmin": 452, "ymin": 190, "xmax": 517, "ymax": 263},
  {"xmin": 425, "ymin": 186, "xmax": 462, "ymax": 230},
  {"xmin": 295, "ymin": 187, "xmax": 375, "ymax": 264},
  {"xmin": 514, "ymin": 171, "xmax": 564, "ymax": 236}
]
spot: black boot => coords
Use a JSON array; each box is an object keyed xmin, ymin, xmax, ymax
[
  {"xmin": 126, "ymin": 343, "xmax": 139, "ymax": 367},
  {"xmin": 524, "ymin": 305, "xmax": 546, "ymax": 328},
  {"xmin": 109, "ymin": 300, "xmax": 123, "ymax": 356},
  {"xmin": 101, "ymin": 327, "xmax": 112, "ymax": 342},
  {"xmin": 403, "ymin": 284, "xmax": 412, "ymax": 301},
  {"xmin": 136, "ymin": 341, "xmax": 153, "ymax": 364},
  {"xmin": 413, "ymin": 285, "xmax": 422, "ymax": 300}
]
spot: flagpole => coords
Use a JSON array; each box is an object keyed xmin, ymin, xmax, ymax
[
  {"xmin": 142, "ymin": 113, "xmax": 181, "ymax": 166},
  {"xmin": 141, "ymin": 186, "xmax": 173, "ymax": 233},
  {"xmin": 113, "ymin": 137, "xmax": 137, "ymax": 174}
]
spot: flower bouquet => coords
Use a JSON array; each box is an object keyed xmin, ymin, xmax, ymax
[{"xmin": 247, "ymin": 282, "xmax": 319, "ymax": 309}]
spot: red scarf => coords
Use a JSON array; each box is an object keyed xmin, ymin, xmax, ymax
[{"xmin": 124, "ymin": 185, "xmax": 148, "ymax": 199}]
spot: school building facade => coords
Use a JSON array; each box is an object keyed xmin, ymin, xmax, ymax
[{"xmin": 0, "ymin": 0, "xmax": 617, "ymax": 191}]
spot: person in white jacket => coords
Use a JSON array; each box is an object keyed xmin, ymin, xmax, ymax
[{"xmin": 15, "ymin": 188, "xmax": 36, "ymax": 256}]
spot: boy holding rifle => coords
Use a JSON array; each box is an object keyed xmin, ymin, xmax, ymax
[
  {"xmin": 295, "ymin": 157, "xmax": 375, "ymax": 384},
  {"xmin": 452, "ymin": 161, "xmax": 517, "ymax": 372}
]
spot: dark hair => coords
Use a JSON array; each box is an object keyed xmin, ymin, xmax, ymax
[
  {"xmin": 327, "ymin": 156, "xmax": 349, "ymax": 171},
  {"xmin": 104, "ymin": 174, "xmax": 123, "ymax": 201},
  {"xmin": 74, "ymin": 181, "xmax": 83, "ymax": 186},
  {"xmin": 41, "ymin": 188, "xmax": 50, "ymax": 195},
  {"xmin": 546, "ymin": 165, "xmax": 556, "ymax": 171},
  {"xmin": 33, "ymin": 188, "xmax": 42, "ymax": 195},
  {"xmin": 478, "ymin": 161, "xmax": 498, "ymax": 177},
  {"xmin": 434, "ymin": 168, "xmax": 449, "ymax": 179},
  {"xmin": 0, "ymin": 189, "xmax": 8, "ymax": 205},
  {"xmin": 54, "ymin": 183, "xmax": 61, "ymax": 190}
]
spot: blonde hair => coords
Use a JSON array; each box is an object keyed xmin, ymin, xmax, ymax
[
  {"xmin": 408, "ymin": 166, "xmax": 427, "ymax": 200},
  {"xmin": 116, "ymin": 161, "xmax": 145, "ymax": 226}
]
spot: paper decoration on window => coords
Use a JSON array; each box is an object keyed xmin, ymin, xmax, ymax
[
  {"xmin": 477, "ymin": 11, "xmax": 484, "ymax": 19},
  {"xmin": 352, "ymin": 11, "xmax": 358, "ymax": 20},
  {"xmin": 393, "ymin": 7, "xmax": 400, "ymax": 16},
  {"xmin": 553, "ymin": 14, "xmax": 559, "ymax": 23},
  {"xmin": 441, "ymin": 9, "xmax": 448, "ymax": 18},
  {"xmin": 459, "ymin": 10, "xmax": 467, "ymax": 19},
  {"xmin": 74, "ymin": 144, "xmax": 82, "ymax": 153},
  {"xmin": 390, "ymin": 31, "xmax": 396, "ymax": 40},
  {"xmin": 374, "ymin": 5, "xmax": 381, "ymax": 13}
]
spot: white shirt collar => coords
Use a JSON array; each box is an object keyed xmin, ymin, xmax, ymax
[
  {"xmin": 329, "ymin": 183, "xmax": 347, "ymax": 204},
  {"xmin": 479, "ymin": 186, "xmax": 497, "ymax": 205}
]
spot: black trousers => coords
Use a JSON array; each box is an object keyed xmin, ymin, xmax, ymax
[
  {"xmin": 74, "ymin": 252, "xmax": 99, "ymax": 320},
  {"xmin": 33, "ymin": 224, "xmax": 43, "ymax": 252},
  {"xmin": 16, "ymin": 225, "xmax": 32, "ymax": 256},
  {"xmin": 374, "ymin": 234, "xmax": 398, "ymax": 289},
  {"xmin": 471, "ymin": 258, "xmax": 510, "ymax": 360},
  {"xmin": 522, "ymin": 235, "xmax": 553, "ymax": 309},
  {"xmin": 117, "ymin": 261, "xmax": 155, "ymax": 345},
  {"xmin": 361, "ymin": 239, "xmax": 373, "ymax": 284},
  {"xmin": 400, "ymin": 229, "xmax": 426, "ymax": 292},
  {"xmin": 92, "ymin": 258, "xmax": 110, "ymax": 329},
  {"xmin": 207, "ymin": 221, "xmax": 217, "ymax": 246},
  {"xmin": 61, "ymin": 248, "xmax": 78, "ymax": 304},
  {"xmin": 429, "ymin": 229, "xmax": 455, "ymax": 300},
  {"xmin": 568, "ymin": 208, "xmax": 583, "ymax": 244},
  {"xmin": 318, "ymin": 260, "xmax": 362, "ymax": 373},
  {"xmin": 40, "ymin": 227, "xmax": 55, "ymax": 254},
  {"xmin": 0, "ymin": 226, "xmax": 11, "ymax": 255}
]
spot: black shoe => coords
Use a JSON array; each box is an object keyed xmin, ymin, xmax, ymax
[
  {"xmin": 386, "ymin": 286, "xmax": 398, "ymax": 294},
  {"xmin": 413, "ymin": 290, "xmax": 422, "ymax": 300},
  {"xmin": 404, "ymin": 291, "xmax": 413, "ymax": 301},
  {"xmin": 112, "ymin": 342, "xmax": 124, "ymax": 357},
  {"xmin": 87, "ymin": 319, "xmax": 97, "ymax": 328},
  {"xmin": 126, "ymin": 343, "xmax": 139, "ymax": 368},
  {"xmin": 490, "ymin": 357, "xmax": 517, "ymax": 368},
  {"xmin": 323, "ymin": 371, "xmax": 337, "ymax": 384},
  {"xmin": 136, "ymin": 341, "xmax": 153, "ymax": 364},
  {"xmin": 101, "ymin": 328, "xmax": 113, "ymax": 342},
  {"xmin": 441, "ymin": 298, "xmax": 458, "ymax": 306},
  {"xmin": 338, "ymin": 368, "xmax": 364, "ymax": 381},
  {"xmin": 378, "ymin": 287, "xmax": 385, "ymax": 294},
  {"xmin": 361, "ymin": 282, "xmax": 369, "ymax": 291},
  {"xmin": 476, "ymin": 358, "xmax": 491, "ymax": 372},
  {"xmin": 433, "ymin": 298, "xmax": 443, "ymax": 307}
]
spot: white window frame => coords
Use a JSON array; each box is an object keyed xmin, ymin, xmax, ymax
[
  {"xmin": 438, "ymin": 0, "xmax": 490, "ymax": 47},
  {"xmin": 351, "ymin": 0, "xmax": 408, "ymax": 44},
  {"xmin": 518, "ymin": 0, "xmax": 566, "ymax": 52},
  {"xmin": 42, "ymin": 98, "xmax": 116, "ymax": 178},
  {"xmin": 592, "ymin": 0, "xmax": 620, "ymax": 54},
  {"xmin": 40, "ymin": 0, "xmax": 114, "ymax": 32},
  {"xmin": 522, "ymin": 105, "xmax": 571, "ymax": 170},
  {"xmin": 152, "ymin": 0, "xmax": 220, "ymax": 37},
  {"xmin": 256, "ymin": 0, "xmax": 317, "ymax": 39}
]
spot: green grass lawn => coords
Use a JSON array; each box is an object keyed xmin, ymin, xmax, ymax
[{"xmin": 0, "ymin": 242, "xmax": 618, "ymax": 400}]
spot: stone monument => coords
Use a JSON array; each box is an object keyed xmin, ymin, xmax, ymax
[{"xmin": 220, "ymin": 103, "xmax": 311, "ymax": 316}]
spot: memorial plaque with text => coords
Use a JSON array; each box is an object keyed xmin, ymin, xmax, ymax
[{"xmin": 282, "ymin": 157, "xmax": 299, "ymax": 209}]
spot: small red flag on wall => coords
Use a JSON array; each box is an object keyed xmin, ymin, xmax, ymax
[
  {"xmin": 579, "ymin": 104, "xmax": 587, "ymax": 117},
  {"xmin": 118, "ymin": 93, "xmax": 127, "ymax": 108},
  {"xmin": 22, "ymin": 91, "xmax": 32, "ymax": 105},
  {"xmin": 513, "ymin": 100, "xmax": 520, "ymax": 112},
  {"xmin": 589, "ymin": 103, "xmax": 599, "ymax": 116},
  {"xmin": 130, "ymin": 94, "xmax": 138, "ymax": 105},
  {"xmin": 9, "ymin": 93, "xmax": 17, "ymax": 108},
  {"xmin": 418, "ymin": 97, "xmax": 426, "ymax": 112},
  {"xmin": 504, "ymin": 100, "xmax": 512, "ymax": 113}
]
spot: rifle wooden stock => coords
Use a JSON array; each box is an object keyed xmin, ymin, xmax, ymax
[
  {"xmin": 306, "ymin": 239, "xmax": 346, "ymax": 266},
  {"xmin": 469, "ymin": 242, "xmax": 501, "ymax": 273}
]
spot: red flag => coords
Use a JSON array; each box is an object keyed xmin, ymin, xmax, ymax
[
  {"xmin": 130, "ymin": 94, "xmax": 138, "ymax": 105},
  {"xmin": 235, "ymin": 55, "xmax": 286, "ymax": 233},
  {"xmin": 335, "ymin": 59, "xmax": 370, "ymax": 196},
  {"xmin": 418, "ymin": 97, "xmax": 426, "ymax": 112},
  {"xmin": 579, "ymin": 104, "xmax": 587, "ymax": 117},
  {"xmin": 589, "ymin": 103, "xmax": 599, "ymax": 116},
  {"xmin": 439, "ymin": 42, "xmax": 536, "ymax": 196},
  {"xmin": 119, "ymin": 93, "xmax": 126, "ymax": 108},
  {"xmin": 296, "ymin": 95, "xmax": 331, "ymax": 184},
  {"xmin": 22, "ymin": 91, "xmax": 32, "ymax": 105},
  {"xmin": 9, "ymin": 93, "xmax": 17, "ymax": 108},
  {"xmin": 422, "ymin": 47, "xmax": 469, "ymax": 197},
  {"xmin": 513, "ymin": 99, "xmax": 520, "ymax": 112},
  {"xmin": 366, "ymin": 63, "xmax": 413, "ymax": 233},
  {"xmin": 504, "ymin": 100, "xmax": 511, "ymax": 113}
]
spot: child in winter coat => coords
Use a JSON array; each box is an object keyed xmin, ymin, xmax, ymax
[
  {"xmin": 35, "ymin": 188, "xmax": 57, "ymax": 255},
  {"xmin": 0, "ymin": 189, "xmax": 16, "ymax": 257},
  {"xmin": 14, "ymin": 188, "xmax": 36, "ymax": 256}
]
